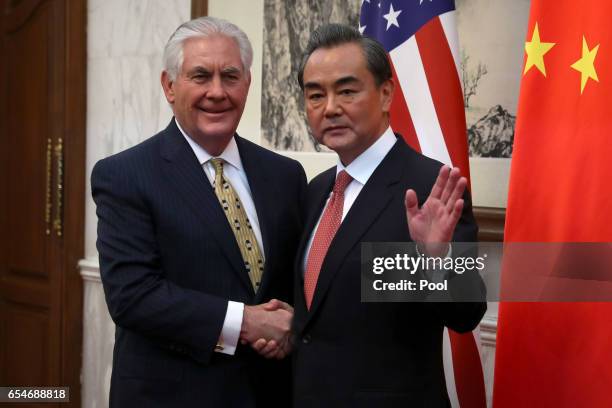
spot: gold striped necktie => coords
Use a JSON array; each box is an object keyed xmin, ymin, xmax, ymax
[{"xmin": 210, "ymin": 158, "xmax": 264, "ymax": 291}]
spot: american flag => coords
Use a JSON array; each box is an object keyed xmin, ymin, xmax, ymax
[
  {"xmin": 360, "ymin": 0, "xmax": 470, "ymax": 182},
  {"xmin": 360, "ymin": 1, "xmax": 485, "ymax": 407}
]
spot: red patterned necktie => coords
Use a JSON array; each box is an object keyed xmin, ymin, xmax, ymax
[{"xmin": 304, "ymin": 170, "xmax": 353, "ymax": 309}]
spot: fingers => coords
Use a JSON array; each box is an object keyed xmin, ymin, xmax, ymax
[
  {"xmin": 263, "ymin": 299, "xmax": 294, "ymax": 313},
  {"xmin": 262, "ymin": 341, "xmax": 282, "ymax": 359},
  {"xmin": 256, "ymin": 339, "xmax": 283, "ymax": 359},
  {"xmin": 269, "ymin": 299, "xmax": 294, "ymax": 312},
  {"xmin": 406, "ymin": 166, "xmax": 464, "ymax": 218},
  {"xmin": 251, "ymin": 338, "xmax": 268, "ymax": 353},
  {"xmin": 404, "ymin": 189, "xmax": 419, "ymax": 220},
  {"xmin": 449, "ymin": 199, "xmax": 464, "ymax": 227},
  {"xmin": 265, "ymin": 347, "xmax": 285, "ymax": 360},
  {"xmin": 445, "ymin": 176, "xmax": 467, "ymax": 213},
  {"xmin": 260, "ymin": 339, "xmax": 278, "ymax": 356},
  {"xmin": 270, "ymin": 337, "xmax": 292, "ymax": 360},
  {"xmin": 272, "ymin": 342, "xmax": 289, "ymax": 360},
  {"xmin": 440, "ymin": 167, "xmax": 461, "ymax": 204},
  {"xmin": 262, "ymin": 300, "xmax": 278, "ymax": 311},
  {"xmin": 251, "ymin": 338, "xmax": 290, "ymax": 359},
  {"xmin": 430, "ymin": 165, "xmax": 451, "ymax": 200}
]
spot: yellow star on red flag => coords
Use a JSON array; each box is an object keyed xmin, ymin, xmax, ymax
[
  {"xmin": 524, "ymin": 22, "xmax": 555, "ymax": 76},
  {"xmin": 570, "ymin": 36, "xmax": 600, "ymax": 94}
]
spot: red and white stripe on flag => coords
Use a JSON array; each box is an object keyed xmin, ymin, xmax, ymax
[{"xmin": 360, "ymin": 1, "xmax": 483, "ymax": 406}]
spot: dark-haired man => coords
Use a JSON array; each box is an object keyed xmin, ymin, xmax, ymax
[{"xmin": 289, "ymin": 24, "xmax": 486, "ymax": 407}]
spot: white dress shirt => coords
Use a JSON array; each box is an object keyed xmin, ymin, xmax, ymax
[
  {"xmin": 177, "ymin": 120, "xmax": 264, "ymax": 355},
  {"xmin": 303, "ymin": 127, "xmax": 398, "ymax": 271},
  {"xmin": 302, "ymin": 126, "xmax": 452, "ymax": 276}
]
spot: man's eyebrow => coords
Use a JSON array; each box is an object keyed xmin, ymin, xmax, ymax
[
  {"xmin": 334, "ymin": 76, "xmax": 360, "ymax": 87},
  {"xmin": 187, "ymin": 66, "xmax": 211, "ymax": 75},
  {"xmin": 303, "ymin": 81, "xmax": 323, "ymax": 90},
  {"xmin": 221, "ymin": 66, "xmax": 242, "ymax": 75},
  {"xmin": 304, "ymin": 76, "xmax": 361, "ymax": 90}
]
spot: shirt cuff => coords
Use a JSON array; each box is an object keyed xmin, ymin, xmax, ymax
[
  {"xmin": 415, "ymin": 243, "xmax": 452, "ymax": 258},
  {"xmin": 417, "ymin": 243, "xmax": 453, "ymax": 283},
  {"xmin": 215, "ymin": 301, "xmax": 244, "ymax": 355}
]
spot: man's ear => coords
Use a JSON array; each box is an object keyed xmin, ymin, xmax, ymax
[
  {"xmin": 161, "ymin": 71, "xmax": 175, "ymax": 104},
  {"xmin": 380, "ymin": 78, "xmax": 395, "ymax": 113}
]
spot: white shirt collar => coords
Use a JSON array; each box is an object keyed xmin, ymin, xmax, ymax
[
  {"xmin": 337, "ymin": 127, "xmax": 397, "ymax": 185},
  {"xmin": 175, "ymin": 118, "xmax": 243, "ymax": 171}
]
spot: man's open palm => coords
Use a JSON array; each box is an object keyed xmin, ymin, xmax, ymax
[{"xmin": 404, "ymin": 166, "xmax": 466, "ymax": 256}]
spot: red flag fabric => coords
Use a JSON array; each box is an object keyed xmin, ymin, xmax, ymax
[{"xmin": 494, "ymin": 1, "xmax": 612, "ymax": 406}]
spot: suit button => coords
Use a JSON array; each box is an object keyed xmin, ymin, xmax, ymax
[{"xmin": 302, "ymin": 334, "xmax": 311, "ymax": 344}]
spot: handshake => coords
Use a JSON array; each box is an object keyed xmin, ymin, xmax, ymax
[{"xmin": 239, "ymin": 299, "xmax": 294, "ymax": 359}]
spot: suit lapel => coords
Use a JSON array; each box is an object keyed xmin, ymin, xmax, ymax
[
  {"xmin": 304, "ymin": 142, "xmax": 405, "ymax": 324},
  {"xmin": 159, "ymin": 120, "xmax": 255, "ymax": 295}
]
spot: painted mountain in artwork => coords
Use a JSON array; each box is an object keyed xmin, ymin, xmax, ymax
[{"xmin": 468, "ymin": 105, "xmax": 515, "ymax": 158}]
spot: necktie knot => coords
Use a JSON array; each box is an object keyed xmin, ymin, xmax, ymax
[
  {"xmin": 210, "ymin": 158, "xmax": 224, "ymax": 176},
  {"xmin": 333, "ymin": 170, "xmax": 353, "ymax": 195}
]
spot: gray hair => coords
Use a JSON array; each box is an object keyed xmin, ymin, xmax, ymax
[
  {"xmin": 297, "ymin": 23, "xmax": 392, "ymax": 90},
  {"xmin": 163, "ymin": 16, "xmax": 253, "ymax": 81}
]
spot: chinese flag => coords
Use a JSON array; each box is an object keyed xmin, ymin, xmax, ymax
[{"xmin": 493, "ymin": 1, "xmax": 612, "ymax": 407}]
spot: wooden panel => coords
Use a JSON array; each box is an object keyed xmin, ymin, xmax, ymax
[
  {"xmin": 474, "ymin": 207, "xmax": 506, "ymax": 242},
  {"xmin": 191, "ymin": 0, "xmax": 208, "ymax": 18},
  {"xmin": 0, "ymin": 0, "xmax": 60, "ymax": 394},
  {"xmin": 0, "ymin": 0, "xmax": 84, "ymax": 406},
  {"xmin": 0, "ymin": 275, "xmax": 49, "ymax": 307},
  {"xmin": 4, "ymin": 0, "xmax": 45, "ymax": 32},
  {"xmin": 0, "ymin": 300, "xmax": 50, "ymax": 385},
  {"xmin": 0, "ymin": 2, "xmax": 8, "ymax": 290},
  {"xmin": 59, "ymin": 0, "xmax": 85, "ymax": 404},
  {"xmin": 4, "ymin": 0, "xmax": 51, "ymax": 280}
]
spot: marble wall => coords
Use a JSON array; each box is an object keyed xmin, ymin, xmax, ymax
[
  {"xmin": 82, "ymin": 1, "xmax": 190, "ymax": 406},
  {"xmin": 85, "ymin": 0, "xmax": 191, "ymax": 259},
  {"xmin": 80, "ymin": 260, "xmax": 115, "ymax": 408}
]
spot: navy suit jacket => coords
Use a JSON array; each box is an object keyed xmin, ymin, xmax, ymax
[
  {"xmin": 292, "ymin": 136, "xmax": 486, "ymax": 408},
  {"xmin": 92, "ymin": 119, "xmax": 306, "ymax": 407}
]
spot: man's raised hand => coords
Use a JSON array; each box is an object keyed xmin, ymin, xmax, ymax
[{"xmin": 404, "ymin": 165, "xmax": 466, "ymax": 257}]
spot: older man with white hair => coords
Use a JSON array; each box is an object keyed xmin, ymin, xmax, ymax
[{"xmin": 92, "ymin": 16, "xmax": 305, "ymax": 407}]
